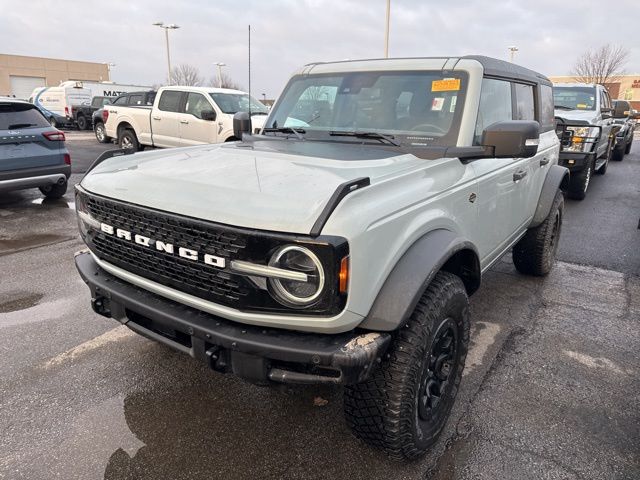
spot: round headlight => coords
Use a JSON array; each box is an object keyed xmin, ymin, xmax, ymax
[{"xmin": 268, "ymin": 245, "xmax": 325, "ymax": 306}]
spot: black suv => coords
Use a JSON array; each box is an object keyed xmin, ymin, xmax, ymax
[
  {"xmin": 93, "ymin": 91, "xmax": 156, "ymax": 144},
  {"xmin": 612, "ymin": 100, "xmax": 635, "ymax": 161}
]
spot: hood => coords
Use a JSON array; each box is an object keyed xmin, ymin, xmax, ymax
[
  {"xmin": 81, "ymin": 140, "xmax": 427, "ymax": 234},
  {"xmin": 554, "ymin": 109, "xmax": 598, "ymax": 125}
]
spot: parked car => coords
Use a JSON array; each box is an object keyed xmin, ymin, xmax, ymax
[
  {"xmin": 0, "ymin": 98, "xmax": 70, "ymax": 198},
  {"xmin": 611, "ymin": 100, "xmax": 635, "ymax": 160},
  {"xmin": 553, "ymin": 83, "xmax": 615, "ymax": 200},
  {"xmin": 75, "ymin": 55, "xmax": 566, "ymax": 459},
  {"xmin": 104, "ymin": 86, "xmax": 268, "ymax": 149},
  {"xmin": 29, "ymin": 81, "xmax": 92, "ymax": 128},
  {"xmin": 74, "ymin": 96, "xmax": 112, "ymax": 131},
  {"xmin": 94, "ymin": 91, "xmax": 156, "ymax": 144}
]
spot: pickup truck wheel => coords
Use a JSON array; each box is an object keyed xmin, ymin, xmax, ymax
[
  {"xmin": 94, "ymin": 122, "xmax": 110, "ymax": 143},
  {"xmin": 625, "ymin": 139, "xmax": 632, "ymax": 155},
  {"xmin": 76, "ymin": 115, "xmax": 88, "ymax": 130},
  {"xmin": 39, "ymin": 180, "xmax": 68, "ymax": 199},
  {"xmin": 344, "ymin": 271, "xmax": 469, "ymax": 460},
  {"xmin": 512, "ymin": 190, "xmax": 563, "ymax": 276},
  {"xmin": 567, "ymin": 157, "xmax": 592, "ymax": 200},
  {"xmin": 49, "ymin": 116, "xmax": 57, "ymax": 128},
  {"xmin": 119, "ymin": 129, "xmax": 141, "ymax": 151}
]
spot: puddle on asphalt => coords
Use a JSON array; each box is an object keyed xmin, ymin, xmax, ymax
[
  {"xmin": 0, "ymin": 233, "xmax": 72, "ymax": 254},
  {"xmin": 30, "ymin": 197, "xmax": 75, "ymax": 209},
  {"xmin": 0, "ymin": 292, "xmax": 44, "ymax": 313}
]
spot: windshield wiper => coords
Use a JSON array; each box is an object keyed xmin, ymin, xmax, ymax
[
  {"xmin": 250, "ymin": 111, "xmax": 269, "ymax": 115},
  {"xmin": 7, "ymin": 123, "xmax": 37, "ymax": 129},
  {"xmin": 554, "ymin": 105, "xmax": 573, "ymax": 110},
  {"xmin": 329, "ymin": 131, "xmax": 400, "ymax": 146},
  {"xmin": 263, "ymin": 127, "xmax": 305, "ymax": 140}
]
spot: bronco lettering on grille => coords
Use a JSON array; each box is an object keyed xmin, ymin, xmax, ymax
[{"xmin": 100, "ymin": 222, "xmax": 226, "ymax": 268}]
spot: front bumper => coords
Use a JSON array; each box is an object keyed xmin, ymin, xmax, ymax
[
  {"xmin": 0, "ymin": 164, "xmax": 71, "ymax": 192},
  {"xmin": 75, "ymin": 252, "xmax": 390, "ymax": 385},
  {"xmin": 558, "ymin": 151, "xmax": 595, "ymax": 173}
]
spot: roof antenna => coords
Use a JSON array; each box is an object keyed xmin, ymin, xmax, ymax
[{"xmin": 248, "ymin": 24, "xmax": 252, "ymax": 118}]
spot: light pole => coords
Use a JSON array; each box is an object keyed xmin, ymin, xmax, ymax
[
  {"xmin": 384, "ymin": 0, "xmax": 391, "ymax": 58},
  {"xmin": 508, "ymin": 46, "xmax": 519, "ymax": 63},
  {"xmin": 261, "ymin": 93, "xmax": 266, "ymax": 102},
  {"xmin": 153, "ymin": 22, "xmax": 180, "ymax": 84},
  {"xmin": 214, "ymin": 62, "xmax": 226, "ymax": 88},
  {"xmin": 103, "ymin": 62, "xmax": 116, "ymax": 81}
]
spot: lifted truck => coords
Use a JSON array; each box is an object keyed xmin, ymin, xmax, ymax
[{"xmin": 75, "ymin": 56, "xmax": 566, "ymax": 459}]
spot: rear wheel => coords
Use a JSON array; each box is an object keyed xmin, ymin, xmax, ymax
[
  {"xmin": 119, "ymin": 129, "xmax": 141, "ymax": 151},
  {"xmin": 344, "ymin": 271, "xmax": 469, "ymax": 460},
  {"xmin": 513, "ymin": 190, "xmax": 563, "ymax": 276},
  {"xmin": 567, "ymin": 157, "xmax": 592, "ymax": 200},
  {"xmin": 94, "ymin": 122, "xmax": 110, "ymax": 143},
  {"xmin": 612, "ymin": 144, "xmax": 625, "ymax": 161},
  {"xmin": 625, "ymin": 138, "xmax": 633, "ymax": 155},
  {"xmin": 39, "ymin": 180, "xmax": 67, "ymax": 199},
  {"xmin": 76, "ymin": 114, "xmax": 88, "ymax": 130},
  {"xmin": 49, "ymin": 116, "xmax": 57, "ymax": 128}
]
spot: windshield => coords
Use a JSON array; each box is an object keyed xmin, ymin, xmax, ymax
[
  {"xmin": 266, "ymin": 71, "xmax": 467, "ymax": 146},
  {"xmin": 209, "ymin": 93, "xmax": 268, "ymax": 114},
  {"xmin": 553, "ymin": 86, "xmax": 596, "ymax": 111}
]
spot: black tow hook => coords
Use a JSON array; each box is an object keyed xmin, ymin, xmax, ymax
[{"xmin": 91, "ymin": 296, "xmax": 112, "ymax": 317}]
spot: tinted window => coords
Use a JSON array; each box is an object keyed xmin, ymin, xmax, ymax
[
  {"xmin": 128, "ymin": 94, "xmax": 143, "ymax": 105},
  {"xmin": 145, "ymin": 92, "xmax": 156, "ymax": 105},
  {"xmin": 474, "ymin": 78, "xmax": 512, "ymax": 144},
  {"xmin": 0, "ymin": 103, "xmax": 49, "ymax": 129},
  {"xmin": 185, "ymin": 93, "xmax": 212, "ymax": 118},
  {"xmin": 514, "ymin": 83, "xmax": 535, "ymax": 121},
  {"xmin": 112, "ymin": 96, "xmax": 128, "ymax": 105},
  {"xmin": 158, "ymin": 91, "xmax": 183, "ymax": 112},
  {"xmin": 539, "ymin": 85, "xmax": 555, "ymax": 132}
]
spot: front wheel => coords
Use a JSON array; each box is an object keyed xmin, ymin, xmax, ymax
[
  {"xmin": 344, "ymin": 271, "xmax": 470, "ymax": 460},
  {"xmin": 39, "ymin": 180, "xmax": 67, "ymax": 199},
  {"xmin": 513, "ymin": 190, "xmax": 563, "ymax": 276},
  {"xmin": 567, "ymin": 157, "xmax": 592, "ymax": 200}
]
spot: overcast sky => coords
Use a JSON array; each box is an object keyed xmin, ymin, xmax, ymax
[{"xmin": 2, "ymin": 0, "xmax": 639, "ymax": 97}]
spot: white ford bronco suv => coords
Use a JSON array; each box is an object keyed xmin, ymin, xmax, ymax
[{"xmin": 75, "ymin": 56, "xmax": 566, "ymax": 459}]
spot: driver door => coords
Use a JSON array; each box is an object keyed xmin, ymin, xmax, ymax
[{"xmin": 179, "ymin": 92, "xmax": 219, "ymax": 146}]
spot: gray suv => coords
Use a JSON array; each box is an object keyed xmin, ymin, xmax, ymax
[
  {"xmin": 0, "ymin": 99, "xmax": 71, "ymax": 199},
  {"xmin": 74, "ymin": 56, "xmax": 566, "ymax": 459}
]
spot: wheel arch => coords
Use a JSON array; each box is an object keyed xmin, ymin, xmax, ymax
[
  {"xmin": 531, "ymin": 165, "xmax": 569, "ymax": 227},
  {"xmin": 116, "ymin": 122, "xmax": 134, "ymax": 138},
  {"xmin": 359, "ymin": 229, "xmax": 480, "ymax": 331}
]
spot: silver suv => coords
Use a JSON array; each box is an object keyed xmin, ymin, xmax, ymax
[{"xmin": 75, "ymin": 56, "xmax": 566, "ymax": 459}]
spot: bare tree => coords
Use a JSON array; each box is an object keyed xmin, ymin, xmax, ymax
[
  {"xmin": 207, "ymin": 72, "xmax": 244, "ymax": 90},
  {"xmin": 169, "ymin": 64, "xmax": 204, "ymax": 86},
  {"xmin": 572, "ymin": 44, "xmax": 629, "ymax": 85}
]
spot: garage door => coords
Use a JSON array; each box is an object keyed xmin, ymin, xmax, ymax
[{"xmin": 10, "ymin": 76, "xmax": 46, "ymax": 100}]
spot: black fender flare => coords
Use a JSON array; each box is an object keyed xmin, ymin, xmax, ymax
[
  {"xmin": 359, "ymin": 229, "xmax": 480, "ymax": 331},
  {"xmin": 530, "ymin": 165, "xmax": 569, "ymax": 228}
]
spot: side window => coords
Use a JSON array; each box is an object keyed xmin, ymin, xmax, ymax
[
  {"xmin": 474, "ymin": 78, "xmax": 512, "ymax": 144},
  {"xmin": 128, "ymin": 94, "xmax": 143, "ymax": 105},
  {"xmin": 112, "ymin": 96, "xmax": 127, "ymax": 105},
  {"xmin": 513, "ymin": 83, "xmax": 535, "ymax": 121},
  {"xmin": 157, "ymin": 91, "xmax": 183, "ymax": 112},
  {"xmin": 539, "ymin": 85, "xmax": 555, "ymax": 132},
  {"xmin": 185, "ymin": 92, "xmax": 211, "ymax": 118}
]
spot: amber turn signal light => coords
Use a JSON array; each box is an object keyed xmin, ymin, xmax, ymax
[{"xmin": 339, "ymin": 256, "xmax": 349, "ymax": 294}]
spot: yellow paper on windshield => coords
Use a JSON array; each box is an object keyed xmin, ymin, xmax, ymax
[
  {"xmin": 577, "ymin": 103, "xmax": 587, "ymax": 109},
  {"xmin": 432, "ymin": 78, "xmax": 460, "ymax": 92}
]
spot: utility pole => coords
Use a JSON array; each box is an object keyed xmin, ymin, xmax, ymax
[
  {"xmin": 103, "ymin": 62, "xmax": 116, "ymax": 81},
  {"xmin": 508, "ymin": 46, "xmax": 519, "ymax": 63},
  {"xmin": 384, "ymin": 0, "xmax": 391, "ymax": 58},
  {"xmin": 214, "ymin": 62, "xmax": 226, "ymax": 88},
  {"xmin": 153, "ymin": 22, "xmax": 180, "ymax": 84}
]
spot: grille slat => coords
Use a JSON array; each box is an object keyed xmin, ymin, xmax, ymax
[{"xmin": 86, "ymin": 196, "xmax": 251, "ymax": 306}]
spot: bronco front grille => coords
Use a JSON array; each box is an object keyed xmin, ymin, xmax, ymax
[{"xmin": 85, "ymin": 195, "xmax": 253, "ymax": 307}]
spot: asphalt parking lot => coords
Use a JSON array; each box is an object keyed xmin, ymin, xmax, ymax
[{"xmin": 1, "ymin": 132, "xmax": 639, "ymax": 479}]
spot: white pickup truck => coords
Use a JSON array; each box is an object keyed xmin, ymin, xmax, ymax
[{"xmin": 104, "ymin": 86, "xmax": 269, "ymax": 149}]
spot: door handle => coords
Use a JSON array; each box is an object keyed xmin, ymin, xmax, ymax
[
  {"xmin": 152, "ymin": 116, "xmax": 161, "ymax": 121},
  {"xmin": 180, "ymin": 120, "xmax": 189, "ymax": 124},
  {"xmin": 513, "ymin": 170, "xmax": 527, "ymax": 182},
  {"xmin": 540, "ymin": 157, "xmax": 550, "ymax": 166}
]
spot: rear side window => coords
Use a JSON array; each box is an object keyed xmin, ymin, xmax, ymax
[
  {"xmin": 0, "ymin": 103, "xmax": 49, "ymax": 129},
  {"xmin": 474, "ymin": 78, "xmax": 512, "ymax": 144},
  {"xmin": 158, "ymin": 91, "xmax": 183, "ymax": 112},
  {"xmin": 112, "ymin": 96, "xmax": 127, "ymax": 105},
  {"xmin": 514, "ymin": 83, "xmax": 535, "ymax": 121},
  {"xmin": 539, "ymin": 85, "xmax": 555, "ymax": 132},
  {"xmin": 128, "ymin": 94, "xmax": 143, "ymax": 105},
  {"xmin": 146, "ymin": 92, "xmax": 156, "ymax": 105}
]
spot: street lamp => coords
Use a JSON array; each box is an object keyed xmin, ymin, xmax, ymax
[
  {"xmin": 214, "ymin": 62, "xmax": 226, "ymax": 88},
  {"xmin": 508, "ymin": 46, "xmax": 519, "ymax": 63},
  {"xmin": 384, "ymin": 0, "xmax": 391, "ymax": 58},
  {"xmin": 153, "ymin": 22, "xmax": 180, "ymax": 84},
  {"xmin": 261, "ymin": 92, "xmax": 266, "ymax": 102}
]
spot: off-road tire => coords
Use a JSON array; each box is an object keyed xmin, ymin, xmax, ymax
[
  {"xmin": 39, "ymin": 180, "xmax": 67, "ymax": 199},
  {"xmin": 512, "ymin": 190, "xmax": 563, "ymax": 276},
  {"xmin": 612, "ymin": 145, "xmax": 625, "ymax": 161},
  {"xmin": 94, "ymin": 122, "xmax": 110, "ymax": 143},
  {"xmin": 76, "ymin": 114, "xmax": 88, "ymax": 130},
  {"xmin": 344, "ymin": 271, "xmax": 470, "ymax": 460},
  {"xmin": 119, "ymin": 129, "xmax": 141, "ymax": 151},
  {"xmin": 567, "ymin": 157, "xmax": 592, "ymax": 200},
  {"xmin": 625, "ymin": 139, "xmax": 632, "ymax": 155}
]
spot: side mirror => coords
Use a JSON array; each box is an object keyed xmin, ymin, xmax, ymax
[
  {"xmin": 201, "ymin": 110, "xmax": 216, "ymax": 121},
  {"xmin": 482, "ymin": 120, "xmax": 540, "ymax": 158},
  {"xmin": 612, "ymin": 102, "xmax": 629, "ymax": 119},
  {"xmin": 233, "ymin": 112, "xmax": 252, "ymax": 139}
]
